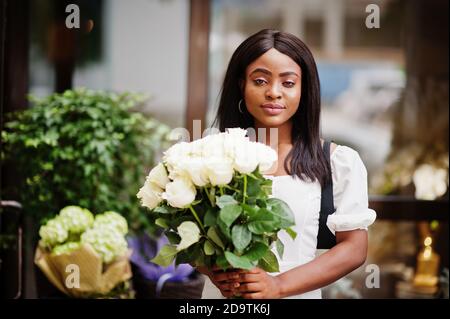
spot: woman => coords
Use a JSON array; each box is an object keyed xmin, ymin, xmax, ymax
[{"xmin": 199, "ymin": 29, "xmax": 376, "ymax": 299}]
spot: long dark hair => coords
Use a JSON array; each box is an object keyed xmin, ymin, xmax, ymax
[{"xmin": 213, "ymin": 29, "xmax": 330, "ymax": 187}]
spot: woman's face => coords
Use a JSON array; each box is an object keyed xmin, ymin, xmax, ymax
[{"xmin": 243, "ymin": 48, "xmax": 301, "ymax": 128}]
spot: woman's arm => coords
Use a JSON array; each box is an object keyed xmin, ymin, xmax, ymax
[
  {"xmin": 274, "ymin": 229, "xmax": 368, "ymax": 298},
  {"xmin": 218, "ymin": 229, "xmax": 368, "ymax": 299}
]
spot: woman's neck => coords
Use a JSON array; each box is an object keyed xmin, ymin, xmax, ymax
[{"xmin": 254, "ymin": 120, "xmax": 292, "ymax": 148}]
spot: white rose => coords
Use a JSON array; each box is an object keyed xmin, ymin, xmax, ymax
[
  {"xmin": 182, "ymin": 157, "xmax": 209, "ymax": 187},
  {"xmin": 162, "ymin": 177, "xmax": 197, "ymax": 208},
  {"xmin": 205, "ymin": 157, "xmax": 234, "ymax": 186},
  {"xmin": 223, "ymin": 128, "xmax": 250, "ymax": 161},
  {"xmin": 201, "ymin": 133, "xmax": 226, "ymax": 159},
  {"xmin": 146, "ymin": 163, "xmax": 170, "ymax": 189},
  {"xmin": 163, "ymin": 142, "xmax": 191, "ymax": 161},
  {"xmin": 256, "ymin": 142, "xmax": 278, "ymax": 173},
  {"xmin": 163, "ymin": 142, "xmax": 192, "ymax": 178},
  {"xmin": 137, "ymin": 180, "xmax": 163, "ymax": 210},
  {"xmin": 233, "ymin": 141, "xmax": 259, "ymax": 174},
  {"xmin": 226, "ymin": 127, "xmax": 248, "ymax": 139},
  {"xmin": 189, "ymin": 138, "xmax": 205, "ymax": 157}
]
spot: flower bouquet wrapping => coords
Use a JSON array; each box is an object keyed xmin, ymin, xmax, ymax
[
  {"xmin": 137, "ymin": 128, "xmax": 297, "ymax": 273},
  {"xmin": 34, "ymin": 206, "xmax": 133, "ymax": 298},
  {"xmin": 128, "ymin": 233, "xmax": 205, "ymax": 298}
]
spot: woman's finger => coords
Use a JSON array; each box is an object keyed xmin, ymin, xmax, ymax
[
  {"xmin": 237, "ymin": 273, "xmax": 261, "ymax": 283},
  {"xmin": 212, "ymin": 271, "xmax": 240, "ymax": 282},
  {"xmin": 238, "ymin": 282, "xmax": 261, "ymax": 293},
  {"xmin": 242, "ymin": 292, "xmax": 262, "ymax": 299},
  {"xmin": 196, "ymin": 266, "xmax": 209, "ymax": 275},
  {"xmin": 219, "ymin": 281, "xmax": 240, "ymax": 292}
]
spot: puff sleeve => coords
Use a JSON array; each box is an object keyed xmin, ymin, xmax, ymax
[{"xmin": 326, "ymin": 145, "xmax": 377, "ymax": 234}]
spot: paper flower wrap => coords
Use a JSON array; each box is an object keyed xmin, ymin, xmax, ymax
[{"xmin": 34, "ymin": 206, "xmax": 132, "ymax": 298}]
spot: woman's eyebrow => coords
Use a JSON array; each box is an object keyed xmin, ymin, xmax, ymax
[{"xmin": 249, "ymin": 68, "xmax": 299, "ymax": 77}]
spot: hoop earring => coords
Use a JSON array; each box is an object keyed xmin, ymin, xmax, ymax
[{"xmin": 238, "ymin": 99, "xmax": 245, "ymax": 114}]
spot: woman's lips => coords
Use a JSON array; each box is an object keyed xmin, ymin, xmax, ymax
[{"xmin": 261, "ymin": 103, "xmax": 286, "ymax": 116}]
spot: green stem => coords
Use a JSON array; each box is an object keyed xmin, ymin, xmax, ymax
[
  {"xmin": 223, "ymin": 184, "xmax": 241, "ymax": 193},
  {"xmin": 189, "ymin": 205, "xmax": 205, "ymax": 233},
  {"xmin": 219, "ymin": 186, "xmax": 224, "ymax": 196},
  {"xmin": 243, "ymin": 174, "xmax": 247, "ymax": 204},
  {"xmin": 204, "ymin": 186, "xmax": 214, "ymax": 207}
]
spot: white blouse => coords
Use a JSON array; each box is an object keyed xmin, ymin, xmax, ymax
[{"xmin": 201, "ymin": 145, "xmax": 377, "ymax": 299}]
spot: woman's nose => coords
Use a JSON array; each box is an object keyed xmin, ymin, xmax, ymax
[{"xmin": 265, "ymin": 83, "xmax": 282, "ymax": 100}]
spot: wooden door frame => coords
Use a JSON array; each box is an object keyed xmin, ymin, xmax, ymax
[{"xmin": 185, "ymin": 0, "xmax": 210, "ymax": 139}]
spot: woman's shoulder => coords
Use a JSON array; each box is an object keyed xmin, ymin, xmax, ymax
[
  {"xmin": 328, "ymin": 143, "xmax": 368, "ymax": 180},
  {"xmin": 320, "ymin": 139, "xmax": 353, "ymax": 158}
]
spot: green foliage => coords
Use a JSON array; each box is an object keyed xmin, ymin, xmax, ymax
[
  {"xmin": 151, "ymin": 168, "xmax": 297, "ymax": 273},
  {"xmin": 1, "ymin": 89, "xmax": 171, "ymax": 233}
]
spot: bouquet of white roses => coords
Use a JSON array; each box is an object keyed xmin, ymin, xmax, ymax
[
  {"xmin": 35, "ymin": 206, "xmax": 132, "ymax": 298},
  {"xmin": 137, "ymin": 128, "xmax": 296, "ymax": 272}
]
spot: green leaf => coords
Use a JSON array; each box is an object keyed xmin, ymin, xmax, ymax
[
  {"xmin": 219, "ymin": 204, "xmax": 242, "ymax": 227},
  {"xmin": 176, "ymin": 242, "xmax": 200, "ymax": 265},
  {"xmin": 252, "ymin": 234, "xmax": 269, "ymax": 245},
  {"xmin": 216, "ymin": 218, "xmax": 231, "ymax": 240},
  {"xmin": 203, "ymin": 209, "xmax": 217, "ymax": 227},
  {"xmin": 256, "ymin": 199, "xmax": 267, "ymax": 208},
  {"xmin": 246, "ymin": 178, "xmax": 262, "ymax": 197},
  {"xmin": 247, "ymin": 209, "xmax": 278, "ymax": 234},
  {"xmin": 231, "ymin": 224, "xmax": 252, "ymax": 252},
  {"xmin": 153, "ymin": 205, "xmax": 178, "ymax": 214},
  {"xmin": 241, "ymin": 204, "xmax": 260, "ymax": 220},
  {"xmin": 260, "ymin": 178, "xmax": 273, "ymax": 196},
  {"xmin": 257, "ymin": 249, "xmax": 280, "ymax": 273},
  {"xmin": 267, "ymin": 198, "xmax": 295, "ymax": 228},
  {"xmin": 224, "ymin": 251, "xmax": 254, "ymax": 270},
  {"xmin": 216, "ymin": 254, "xmax": 229, "ymax": 271},
  {"xmin": 168, "ymin": 215, "xmax": 192, "ymax": 229},
  {"xmin": 243, "ymin": 242, "xmax": 269, "ymax": 262},
  {"xmin": 165, "ymin": 231, "xmax": 181, "ymax": 245},
  {"xmin": 285, "ymin": 227, "xmax": 298, "ymax": 240},
  {"xmin": 216, "ymin": 195, "xmax": 237, "ymax": 208},
  {"xmin": 207, "ymin": 226, "xmax": 225, "ymax": 249},
  {"xmin": 155, "ymin": 218, "xmax": 169, "ymax": 228},
  {"xmin": 204, "ymin": 240, "xmax": 215, "ymax": 256},
  {"xmin": 177, "ymin": 221, "xmax": 201, "ymax": 251},
  {"xmin": 151, "ymin": 245, "xmax": 178, "ymax": 267},
  {"xmin": 276, "ymin": 239, "xmax": 284, "ymax": 259}
]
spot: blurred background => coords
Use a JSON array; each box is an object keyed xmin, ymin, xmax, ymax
[{"xmin": 1, "ymin": 0, "xmax": 448, "ymax": 299}]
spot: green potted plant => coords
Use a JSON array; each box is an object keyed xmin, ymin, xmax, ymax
[{"xmin": 1, "ymin": 88, "xmax": 171, "ymax": 296}]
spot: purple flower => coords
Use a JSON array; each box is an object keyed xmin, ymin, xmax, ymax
[{"xmin": 128, "ymin": 233, "xmax": 194, "ymax": 283}]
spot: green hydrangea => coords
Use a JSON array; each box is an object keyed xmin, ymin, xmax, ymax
[
  {"xmin": 81, "ymin": 226, "xmax": 128, "ymax": 263},
  {"xmin": 59, "ymin": 206, "xmax": 94, "ymax": 234},
  {"xmin": 93, "ymin": 211, "xmax": 128, "ymax": 235},
  {"xmin": 52, "ymin": 242, "xmax": 81, "ymax": 256},
  {"xmin": 39, "ymin": 218, "xmax": 68, "ymax": 247}
]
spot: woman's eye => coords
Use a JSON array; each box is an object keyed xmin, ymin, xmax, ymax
[
  {"xmin": 254, "ymin": 79, "xmax": 266, "ymax": 86},
  {"xmin": 283, "ymin": 81, "xmax": 295, "ymax": 88}
]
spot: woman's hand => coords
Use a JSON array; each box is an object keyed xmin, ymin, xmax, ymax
[
  {"xmin": 197, "ymin": 265, "xmax": 242, "ymax": 298},
  {"xmin": 232, "ymin": 267, "xmax": 283, "ymax": 299}
]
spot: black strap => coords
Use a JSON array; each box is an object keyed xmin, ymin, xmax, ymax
[{"xmin": 316, "ymin": 141, "xmax": 336, "ymax": 249}]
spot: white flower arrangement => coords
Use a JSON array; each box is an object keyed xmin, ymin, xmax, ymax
[
  {"xmin": 35, "ymin": 206, "xmax": 132, "ymax": 297},
  {"xmin": 137, "ymin": 128, "xmax": 296, "ymax": 273},
  {"xmin": 38, "ymin": 206, "xmax": 129, "ymax": 263}
]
